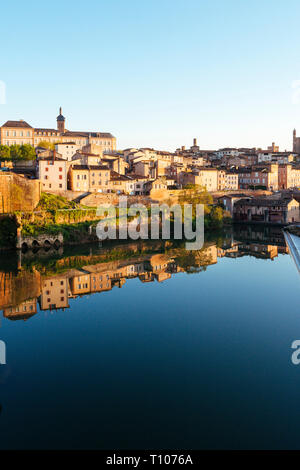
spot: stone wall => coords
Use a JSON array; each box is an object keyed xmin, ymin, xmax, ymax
[
  {"xmin": 79, "ymin": 192, "xmax": 154, "ymax": 207},
  {"xmin": 0, "ymin": 172, "xmax": 41, "ymax": 213}
]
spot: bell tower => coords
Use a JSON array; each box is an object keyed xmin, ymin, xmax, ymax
[{"xmin": 57, "ymin": 107, "xmax": 65, "ymax": 133}]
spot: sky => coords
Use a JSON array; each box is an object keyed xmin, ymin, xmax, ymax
[{"xmin": 1, "ymin": 0, "xmax": 300, "ymax": 151}]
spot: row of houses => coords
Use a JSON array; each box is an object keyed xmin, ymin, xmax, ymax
[
  {"xmin": 2, "ymin": 120, "xmax": 300, "ymax": 196},
  {"xmin": 12, "ymin": 144, "xmax": 300, "ymax": 196},
  {"xmin": 219, "ymin": 192, "xmax": 300, "ymax": 224}
]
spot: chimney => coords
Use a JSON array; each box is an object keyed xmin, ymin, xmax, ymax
[
  {"xmin": 181, "ymin": 146, "xmax": 185, "ymax": 151},
  {"xmin": 193, "ymin": 138, "xmax": 197, "ymax": 146}
]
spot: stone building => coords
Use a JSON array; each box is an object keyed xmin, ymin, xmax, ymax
[
  {"xmin": 278, "ymin": 164, "xmax": 300, "ymax": 190},
  {"xmin": 68, "ymin": 165, "xmax": 111, "ymax": 192},
  {"xmin": 238, "ymin": 164, "xmax": 278, "ymax": 190},
  {"xmin": 38, "ymin": 156, "xmax": 68, "ymax": 191},
  {"xmin": 178, "ymin": 168, "xmax": 218, "ymax": 191},
  {"xmin": 0, "ymin": 120, "xmax": 34, "ymax": 146},
  {"xmin": 233, "ymin": 197, "xmax": 300, "ymax": 224},
  {"xmin": 0, "ymin": 108, "xmax": 116, "ymax": 154}
]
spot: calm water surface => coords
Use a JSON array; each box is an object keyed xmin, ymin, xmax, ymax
[{"xmin": 0, "ymin": 227, "xmax": 299, "ymax": 449}]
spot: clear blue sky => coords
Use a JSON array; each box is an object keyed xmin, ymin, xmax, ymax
[{"xmin": 1, "ymin": 0, "xmax": 300, "ymax": 151}]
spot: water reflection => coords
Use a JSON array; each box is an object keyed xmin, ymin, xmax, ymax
[{"xmin": 0, "ymin": 226, "xmax": 289, "ymax": 321}]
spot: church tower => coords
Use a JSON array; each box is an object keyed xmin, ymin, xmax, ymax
[{"xmin": 57, "ymin": 107, "xmax": 65, "ymax": 133}]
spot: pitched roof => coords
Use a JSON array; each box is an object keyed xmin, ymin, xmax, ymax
[
  {"xmin": 235, "ymin": 197, "xmax": 295, "ymax": 207},
  {"xmin": 71, "ymin": 165, "xmax": 109, "ymax": 171},
  {"xmin": 2, "ymin": 120, "xmax": 32, "ymax": 128},
  {"xmin": 35, "ymin": 128, "xmax": 60, "ymax": 133},
  {"xmin": 110, "ymin": 171, "xmax": 132, "ymax": 181},
  {"xmin": 56, "ymin": 141, "xmax": 76, "ymax": 145},
  {"xmin": 62, "ymin": 131, "xmax": 115, "ymax": 139},
  {"xmin": 38, "ymin": 156, "xmax": 66, "ymax": 162}
]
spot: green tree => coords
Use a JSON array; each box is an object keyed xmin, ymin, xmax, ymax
[
  {"xmin": 208, "ymin": 206, "xmax": 224, "ymax": 229},
  {"xmin": 0, "ymin": 145, "xmax": 10, "ymax": 161},
  {"xmin": 38, "ymin": 140, "xmax": 62, "ymax": 150},
  {"xmin": 178, "ymin": 184, "xmax": 213, "ymax": 217},
  {"xmin": 9, "ymin": 144, "xmax": 21, "ymax": 160},
  {"xmin": 19, "ymin": 144, "xmax": 36, "ymax": 160}
]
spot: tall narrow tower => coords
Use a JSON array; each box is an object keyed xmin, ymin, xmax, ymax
[
  {"xmin": 57, "ymin": 107, "xmax": 65, "ymax": 133},
  {"xmin": 293, "ymin": 128, "xmax": 297, "ymax": 152}
]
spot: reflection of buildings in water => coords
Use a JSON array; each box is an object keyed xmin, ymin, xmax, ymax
[
  {"xmin": 278, "ymin": 245, "xmax": 289, "ymax": 254},
  {"xmin": 0, "ymin": 270, "xmax": 41, "ymax": 321},
  {"xmin": 233, "ymin": 226, "xmax": 286, "ymax": 247},
  {"xmin": 3, "ymin": 298, "xmax": 37, "ymax": 321},
  {"xmin": 238, "ymin": 243, "xmax": 278, "ymax": 260},
  {"xmin": 70, "ymin": 271, "xmax": 111, "ymax": 295},
  {"xmin": 202, "ymin": 244, "xmax": 218, "ymax": 265},
  {"xmin": 217, "ymin": 244, "xmax": 239, "ymax": 258},
  {"xmin": 39, "ymin": 276, "xmax": 69, "ymax": 311},
  {"xmin": 218, "ymin": 242, "xmax": 280, "ymax": 260},
  {"xmin": 150, "ymin": 254, "xmax": 173, "ymax": 282},
  {"xmin": 0, "ymin": 232, "xmax": 290, "ymax": 320}
]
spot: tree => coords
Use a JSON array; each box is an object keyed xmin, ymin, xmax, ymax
[
  {"xmin": 9, "ymin": 145, "xmax": 21, "ymax": 160},
  {"xmin": 178, "ymin": 184, "xmax": 213, "ymax": 217},
  {"xmin": 38, "ymin": 140, "xmax": 61, "ymax": 150},
  {"xmin": 178, "ymin": 184, "xmax": 226, "ymax": 229},
  {"xmin": 208, "ymin": 206, "xmax": 224, "ymax": 229},
  {"xmin": 19, "ymin": 144, "xmax": 36, "ymax": 160},
  {"xmin": 0, "ymin": 145, "xmax": 10, "ymax": 161},
  {"xmin": 175, "ymin": 247, "xmax": 213, "ymax": 273}
]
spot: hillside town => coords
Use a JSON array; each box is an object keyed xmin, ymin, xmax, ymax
[{"xmin": 1, "ymin": 108, "xmax": 300, "ymax": 224}]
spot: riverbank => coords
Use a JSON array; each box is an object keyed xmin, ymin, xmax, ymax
[
  {"xmin": 0, "ymin": 192, "xmax": 230, "ymax": 251},
  {"xmin": 284, "ymin": 230, "xmax": 300, "ymax": 274}
]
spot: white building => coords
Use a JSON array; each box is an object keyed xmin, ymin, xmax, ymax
[
  {"xmin": 55, "ymin": 142, "xmax": 81, "ymax": 161},
  {"xmin": 257, "ymin": 151, "xmax": 295, "ymax": 164},
  {"xmin": 215, "ymin": 148, "xmax": 240, "ymax": 159}
]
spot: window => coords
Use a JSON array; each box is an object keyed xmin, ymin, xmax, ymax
[
  {"xmin": 59, "ymin": 167, "xmax": 62, "ymax": 171},
  {"xmin": 59, "ymin": 175, "xmax": 62, "ymax": 180},
  {"xmin": 45, "ymin": 167, "xmax": 48, "ymax": 171}
]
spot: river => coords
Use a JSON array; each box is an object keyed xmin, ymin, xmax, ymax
[{"xmin": 0, "ymin": 226, "xmax": 299, "ymax": 449}]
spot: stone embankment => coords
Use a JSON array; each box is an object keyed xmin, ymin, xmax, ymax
[{"xmin": 284, "ymin": 229, "xmax": 300, "ymax": 274}]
